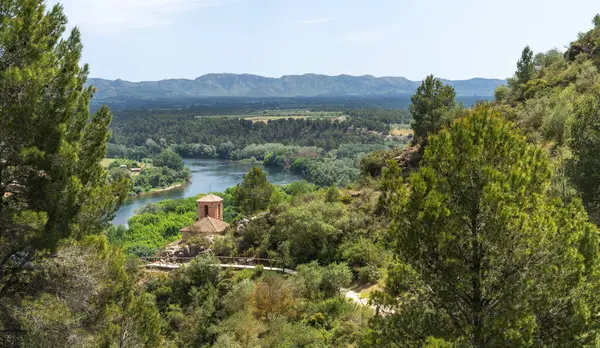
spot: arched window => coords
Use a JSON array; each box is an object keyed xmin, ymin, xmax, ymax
[{"xmin": 204, "ymin": 205, "xmax": 209, "ymax": 217}]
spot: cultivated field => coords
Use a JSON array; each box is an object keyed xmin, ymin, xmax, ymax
[
  {"xmin": 196, "ymin": 109, "xmax": 346, "ymax": 123},
  {"xmin": 390, "ymin": 124, "xmax": 414, "ymax": 136}
]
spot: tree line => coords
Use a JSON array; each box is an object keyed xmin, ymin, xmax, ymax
[
  {"xmin": 110, "ymin": 114, "xmax": 391, "ymax": 150},
  {"xmin": 106, "ymin": 149, "xmax": 191, "ymax": 196}
]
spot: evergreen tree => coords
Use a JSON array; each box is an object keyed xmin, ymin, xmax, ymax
[
  {"xmin": 0, "ymin": 0, "xmax": 126, "ymax": 317},
  {"xmin": 409, "ymin": 75, "xmax": 457, "ymax": 146},
  {"xmin": 232, "ymin": 167, "xmax": 274, "ymax": 214},
  {"xmin": 569, "ymin": 90, "xmax": 600, "ymax": 224},
  {"xmin": 507, "ymin": 46, "xmax": 536, "ymax": 101},
  {"xmin": 152, "ymin": 148, "xmax": 184, "ymax": 170},
  {"xmin": 516, "ymin": 46, "xmax": 535, "ymax": 86},
  {"xmin": 370, "ymin": 107, "xmax": 600, "ymax": 347},
  {"xmin": 325, "ymin": 184, "xmax": 341, "ymax": 203}
]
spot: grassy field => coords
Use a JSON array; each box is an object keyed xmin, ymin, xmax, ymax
[
  {"xmin": 245, "ymin": 114, "xmax": 347, "ymax": 123},
  {"xmin": 196, "ymin": 110, "xmax": 346, "ymax": 123},
  {"xmin": 101, "ymin": 158, "xmax": 117, "ymax": 168},
  {"xmin": 101, "ymin": 158, "xmax": 148, "ymax": 171},
  {"xmin": 390, "ymin": 124, "xmax": 414, "ymax": 136}
]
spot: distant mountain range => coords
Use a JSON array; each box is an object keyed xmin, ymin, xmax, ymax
[{"xmin": 87, "ymin": 73, "xmax": 506, "ymax": 100}]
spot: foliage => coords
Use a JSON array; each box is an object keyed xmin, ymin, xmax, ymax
[
  {"xmin": 270, "ymin": 201, "xmax": 347, "ymax": 265},
  {"xmin": 251, "ymin": 275, "xmax": 297, "ymax": 320},
  {"xmin": 370, "ymin": 107, "xmax": 600, "ymax": 346},
  {"xmin": 410, "ymin": 75, "xmax": 458, "ymax": 145},
  {"xmin": 6, "ymin": 236, "xmax": 163, "ymax": 347},
  {"xmin": 111, "ymin": 115, "xmax": 387, "ymax": 150},
  {"xmin": 509, "ymin": 45, "xmax": 535, "ymax": 100},
  {"xmin": 295, "ymin": 262, "xmax": 352, "ymax": 299},
  {"xmin": 569, "ymin": 90, "xmax": 600, "ymax": 224},
  {"xmin": 345, "ymin": 108, "xmax": 413, "ymax": 124},
  {"xmin": 493, "ymin": 14, "xmax": 600, "ymax": 227},
  {"xmin": 325, "ymin": 184, "xmax": 341, "ymax": 203},
  {"xmin": 0, "ymin": 0, "xmax": 128, "ymax": 332},
  {"xmin": 232, "ymin": 167, "xmax": 274, "ymax": 214},
  {"xmin": 360, "ymin": 147, "xmax": 407, "ymax": 177},
  {"xmin": 129, "ymin": 165, "xmax": 191, "ymax": 195},
  {"xmin": 116, "ymin": 197, "xmax": 197, "ymax": 254},
  {"xmin": 152, "ymin": 148, "xmax": 185, "ymax": 170}
]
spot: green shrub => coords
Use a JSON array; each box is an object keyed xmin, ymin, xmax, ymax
[
  {"xmin": 340, "ymin": 195, "xmax": 352, "ymax": 204},
  {"xmin": 325, "ymin": 185, "xmax": 341, "ymax": 203},
  {"xmin": 358, "ymin": 265, "xmax": 381, "ymax": 285},
  {"xmin": 125, "ymin": 244, "xmax": 157, "ymax": 257},
  {"xmin": 253, "ymin": 265, "xmax": 264, "ymax": 279}
]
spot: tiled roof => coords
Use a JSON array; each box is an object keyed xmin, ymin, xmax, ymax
[
  {"xmin": 180, "ymin": 217, "xmax": 229, "ymax": 234},
  {"xmin": 197, "ymin": 194, "xmax": 223, "ymax": 203}
]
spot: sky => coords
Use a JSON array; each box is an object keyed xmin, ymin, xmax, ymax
[{"xmin": 48, "ymin": 0, "xmax": 600, "ymax": 82}]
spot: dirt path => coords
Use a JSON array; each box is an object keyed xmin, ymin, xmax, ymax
[{"xmin": 146, "ymin": 261, "xmax": 387, "ymax": 311}]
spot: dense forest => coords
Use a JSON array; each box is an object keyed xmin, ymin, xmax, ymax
[
  {"xmin": 3, "ymin": 1, "xmax": 600, "ymax": 347},
  {"xmin": 107, "ymin": 108, "xmax": 410, "ymax": 187},
  {"xmin": 108, "ymin": 110, "xmax": 408, "ymax": 149},
  {"xmin": 90, "ymin": 94, "xmax": 488, "ymax": 114}
]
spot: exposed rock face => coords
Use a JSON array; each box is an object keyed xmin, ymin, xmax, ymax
[
  {"xmin": 160, "ymin": 240, "xmax": 205, "ymax": 259},
  {"xmin": 236, "ymin": 218, "xmax": 251, "ymax": 236},
  {"xmin": 234, "ymin": 213, "xmax": 269, "ymax": 236},
  {"xmin": 393, "ymin": 144, "xmax": 422, "ymax": 176}
]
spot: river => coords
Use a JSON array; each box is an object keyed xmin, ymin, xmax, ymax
[{"xmin": 111, "ymin": 158, "xmax": 302, "ymax": 226}]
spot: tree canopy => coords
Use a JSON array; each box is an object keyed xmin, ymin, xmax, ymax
[
  {"xmin": 232, "ymin": 167, "xmax": 275, "ymax": 214},
  {"xmin": 493, "ymin": 14, "xmax": 600, "ymax": 223},
  {"xmin": 370, "ymin": 106, "xmax": 600, "ymax": 347},
  {"xmin": 0, "ymin": 0, "xmax": 126, "ymax": 309},
  {"xmin": 569, "ymin": 90, "xmax": 600, "ymax": 224},
  {"xmin": 409, "ymin": 75, "xmax": 457, "ymax": 146}
]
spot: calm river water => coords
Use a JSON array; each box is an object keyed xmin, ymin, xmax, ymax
[{"xmin": 111, "ymin": 158, "xmax": 302, "ymax": 226}]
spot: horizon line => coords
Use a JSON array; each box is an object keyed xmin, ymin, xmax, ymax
[{"xmin": 88, "ymin": 73, "xmax": 508, "ymax": 83}]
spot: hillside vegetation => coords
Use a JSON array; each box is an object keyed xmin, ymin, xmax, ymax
[
  {"xmin": 3, "ymin": 1, "xmax": 600, "ymax": 347},
  {"xmin": 493, "ymin": 14, "xmax": 600, "ymax": 225}
]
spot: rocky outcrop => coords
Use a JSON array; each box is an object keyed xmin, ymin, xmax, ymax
[
  {"xmin": 235, "ymin": 212, "xmax": 269, "ymax": 236},
  {"xmin": 393, "ymin": 144, "xmax": 422, "ymax": 176}
]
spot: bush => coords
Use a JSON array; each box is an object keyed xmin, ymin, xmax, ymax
[
  {"xmin": 125, "ymin": 244, "xmax": 157, "ymax": 257},
  {"xmin": 358, "ymin": 265, "xmax": 381, "ymax": 285},
  {"xmin": 325, "ymin": 185, "xmax": 341, "ymax": 203},
  {"xmin": 321, "ymin": 263, "xmax": 352, "ymax": 297},
  {"xmin": 340, "ymin": 195, "xmax": 352, "ymax": 204},
  {"xmin": 252, "ymin": 265, "xmax": 264, "ymax": 279},
  {"xmin": 213, "ymin": 235, "xmax": 237, "ymax": 257}
]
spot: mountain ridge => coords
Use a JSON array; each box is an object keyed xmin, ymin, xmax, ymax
[{"xmin": 88, "ymin": 73, "xmax": 506, "ymax": 100}]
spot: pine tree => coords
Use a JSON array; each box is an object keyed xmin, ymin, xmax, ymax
[
  {"xmin": 516, "ymin": 46, "xmax": 535, "ymax": 86},
  {"xmin": 233, "ymin": 167, "xmax": 274, "ymax": 214},
  {"xmin": 569, "ymin": 90, "xmax": 600, "ymax": 225},
  {"xmin": 370, "ymin": 106, "xmax": 600, "ymax": 346},
  {"xmin": 409, "ymin": 75, "xmax": 457, "ymax": 146},
  {"xmin": 0, "ymin": 0, "xmax": 126, "ymax": 305}
]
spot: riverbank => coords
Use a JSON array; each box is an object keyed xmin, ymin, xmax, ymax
[
  {"xmin": 112, "ymin": 158, "xmax": 302, "ymax": 226},
  {"xmin": 129, "ymin": 180, "xmax": 188, "ymax": 197}
]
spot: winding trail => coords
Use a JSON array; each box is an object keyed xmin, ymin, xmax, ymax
[
  {"xmin": 145, "ymin": 261, "xmax": 375, "ymax": 308},
  {"xmin": 145, "ymin": 261, "xmax": 297, "ymax": 274},
  {"xmin": 342, "ymin": 288, "xmax": 370, "ymax": 307}
]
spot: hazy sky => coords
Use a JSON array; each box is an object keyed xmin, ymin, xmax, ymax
[{"xmin": 49, "ymin": 0, "xmax": 599, "ymax": 81}]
